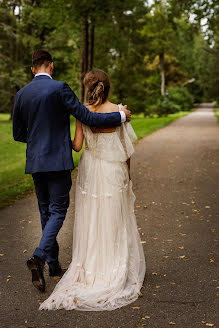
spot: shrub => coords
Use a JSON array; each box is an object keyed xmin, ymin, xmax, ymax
[
  {"xmin": 168, "ymin": 87, "xmax": 194, "ymax": 110},
  {"xmin": 149, "ymin": 98, "xmax": 181, "ymax": 117}
]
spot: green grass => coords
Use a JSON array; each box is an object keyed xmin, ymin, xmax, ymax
[
  {"xmin": 0, "ymin": 110, "xmax": 190, "ymax": 208},
  {"xmin": 214, "ymin": 107, "xmax": 219, "ymax": 121}
]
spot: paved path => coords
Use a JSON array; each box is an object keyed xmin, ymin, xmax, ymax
[{"xmin": 0, "ymin": 104, "xmax": 218, "ymax": 328}]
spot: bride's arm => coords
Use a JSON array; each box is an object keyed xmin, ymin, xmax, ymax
[{"xmin": 72, "ymin": 120, "xmax": 84, "ymax": 152}]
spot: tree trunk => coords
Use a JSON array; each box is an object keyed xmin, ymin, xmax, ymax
[
  {"xmin": 88, "ymin": 19, "xmax": 95, "ymax": 71},
  {"xmin": 80, "ymin": 15, "xmax": 89, "ymax": 103},
  {"xmin": 159, "ymin": 52, "xmax": 165, "ymax": 96}
]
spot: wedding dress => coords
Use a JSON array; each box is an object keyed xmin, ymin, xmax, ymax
[{"xmin": 39, "ymin": 105, "xmax": 146, "ymax": 311}]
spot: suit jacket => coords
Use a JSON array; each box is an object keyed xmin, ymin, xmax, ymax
[{"xmin": 13, "ymin": 75, "xmax": 121, "ymax": 174}]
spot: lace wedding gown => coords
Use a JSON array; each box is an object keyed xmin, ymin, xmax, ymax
[{"xmin": 39, "ymin": 105, "xmax": 146, "ymax": 311}]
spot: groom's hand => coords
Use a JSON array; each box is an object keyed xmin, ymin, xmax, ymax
[{"xmin": 123, "ymin": 105, "xmax": 131, "ymax": 122}]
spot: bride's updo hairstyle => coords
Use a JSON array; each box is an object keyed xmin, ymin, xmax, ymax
[{"xmin": 83, "ymin": 70, "xmax": 110, "ymax": 106}]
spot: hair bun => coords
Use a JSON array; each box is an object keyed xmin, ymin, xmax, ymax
[
  {"xmin": 83, "ymin": 70, "xmax": 110, "ymax": 106},
  {"xmin": 91, "ymin": 81, "xmax": 104, "ymax": 98},
  {"xmin": 98, "ymin": 82, "xmax": 104, "ymax": 90}
]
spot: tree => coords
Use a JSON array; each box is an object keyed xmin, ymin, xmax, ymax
[{"xmin": 142, "ymin": 1, "xmax": 176, "ymax": 96}]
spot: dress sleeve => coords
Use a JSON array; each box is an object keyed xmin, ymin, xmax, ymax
[{"xmin": 118, "ymin": 104, "xmax": 137, "ymax": 159}]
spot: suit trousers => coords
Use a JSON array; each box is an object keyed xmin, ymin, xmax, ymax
[{"xmin": 32, "ymin": 170, "xmax": 72, "ymax": 270}]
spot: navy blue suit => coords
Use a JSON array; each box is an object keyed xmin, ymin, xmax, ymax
[{"xmin": 13, "ymin": 75, "xmax": 121, "ymax": 270}]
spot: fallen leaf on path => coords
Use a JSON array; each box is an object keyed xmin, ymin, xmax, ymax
[
  {"xmin": 156, "ymin": 285, "xmax": 160, "ymax": 288},
  {"xmin": 136, "ymin": 205, "xmax": 140, "ymax": 208},
  {"xmin": 169, "ymin": 322, "xmax": 176, "ymax": 325},
  {"xmin": 142, "ymin": 316, "xmax": 150, "ymax": 319},
  {"xmin": 132, "ymin": 307, "xmax": 140, "ymax": 310},
  {"xmin": 23, "ymin": 249, "xmax": 28, "ymax": 253},
  {"xmin": 205, "ymin": 206, "xmax": 210, "ymax": 208},
  {"xmin": 210, "ymin": 258, "xmax": 215, "ymax": 263},
  {"xmin": 141, "ymin": 241, "xmax": 146, "ymax": 244},
  {"xmin": 170, "ymin": 282, "xmax": 176, "ymax": 285},
  {"xmin": 210, "ymin": 228, "xmax": 216, "ymax": 232},
  {"xmin": 153, "ymin": 237, "xmax": 158, "ymax": 240},
  {"xmin": 202, "ymin": 321, "xmax": 206, "ymax": 323},
  {"xmin": 206, "ymin": 324, "xmax": 214, "ymax": 327},
  {"xmin": 0, "ymin": 254, "xmax": 4, "ymax": 256},
  {"xmin": 152, "ymin": 272, "xmax": 158, "ymax": 275},
  {"xmin": 179, "ymin": 255, "xmax": 186, "ymax": 259},
  {"xmin": 163, "ymin": 256, "xmax": 169, "ymax": 258},
  {"xmin": 178, "ymin": 246, "xmax": 184, "ymax": 249},
  {"xmin": 166, "ymin": 240, "xmax": 173, "ymax": 242},
  {"xmin": 179, "ymin": 233, "xmax": 187, "ymax": 236},
  {"xmin": 216, "ymin": 293, "xmax": 219, "ymax": 296},
  {"xmin": 138, "ymin": 291, "xmax": 143, "ymax": 297}
]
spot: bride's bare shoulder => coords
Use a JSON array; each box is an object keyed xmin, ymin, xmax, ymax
[
  {"xmin": 106, "ymin": 102, "xmax": 120, "ymax": 113},
  {"xmin": 86, "ymin": 102, "xmax": 119, "ymax": 113}
]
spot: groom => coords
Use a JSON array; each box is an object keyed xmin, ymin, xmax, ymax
[{"xmin": 13, "ymin": 50, "xmax": 131, "ymax": 292}]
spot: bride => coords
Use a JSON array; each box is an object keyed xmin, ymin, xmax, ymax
[{"xmin": 39, "ymin": 70, "xmax": 146, "ymax": 311}]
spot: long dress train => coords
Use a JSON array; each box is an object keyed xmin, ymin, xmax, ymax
[{"xmin": 39, "ymin": 105, "xmax": 146, "ymax": 311}]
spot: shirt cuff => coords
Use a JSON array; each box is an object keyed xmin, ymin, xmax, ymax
[{"xmin": 120, "ymin": 111, "xmax": 126, "ymax": 123}]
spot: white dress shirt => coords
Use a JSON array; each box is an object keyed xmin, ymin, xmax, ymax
[
  {"xmin": 35, "ymin": 73, "xmax": 52, "ymax": 79},
  {"xmin": 34, "ymin": 73, "xmax": 126, "ymax": 122}
]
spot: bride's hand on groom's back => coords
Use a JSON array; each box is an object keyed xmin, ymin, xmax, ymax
[{"xmin": 122, "ymin": 105, "xmax": 131, "ymax": 122}]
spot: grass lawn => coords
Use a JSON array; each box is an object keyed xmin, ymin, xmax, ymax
[
  {"xmin": 214, "ymin": 107, "xmax": 219, "ymax": 121},
  {"xmin": 0, "ymin": 110, "xmax": 190, "ymax": 208}
]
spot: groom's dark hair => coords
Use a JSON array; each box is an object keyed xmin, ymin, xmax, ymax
[{"xmin": 32, "ymin": 50, "xmax": 53, "ymax": 69}]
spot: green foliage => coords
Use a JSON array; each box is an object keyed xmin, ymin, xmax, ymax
[
  {"xmin": 147, "ymin": 86, "xmax": 194, "ymax": 116},
  {"xmin": 149, "ymin": 98, "xmax": 181, "ymax": 117},
  {"xmin": 168, "ymin": 87, "xmax": 194, "ymax": 110},
  {"xmin": 0, "ymin": 0, "xmax": 218, "ymax": 112}
]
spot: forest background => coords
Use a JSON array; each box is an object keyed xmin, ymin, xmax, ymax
[
  {"xmin": 0, "ymin": 0, "xmax": 218, "ymax": 117},
  {"xmin": 0, "ymin": 0, "xmax": 218, "ymax": 207}
]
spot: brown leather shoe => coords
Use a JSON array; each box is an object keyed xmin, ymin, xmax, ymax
[
  {"xmin": 49, "ymin": 264, "xmax": 63, "ymax": 277},
  {"xmin": 26, "ymin": 255, "xmax": 45, "ymax": 292}
]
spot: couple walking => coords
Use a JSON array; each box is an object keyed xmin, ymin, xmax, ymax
[{"xmin": 13, "ymin": 50, "xmax": 146, "ymax": 311}]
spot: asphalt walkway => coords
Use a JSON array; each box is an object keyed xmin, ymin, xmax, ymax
[{"xmin": 0, "ymin": 104, "xmax": 218, "ymax": 328}]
